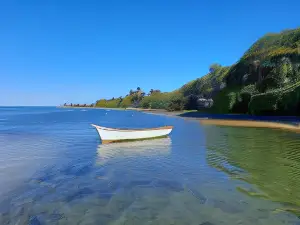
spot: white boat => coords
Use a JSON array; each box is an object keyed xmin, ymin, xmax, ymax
[{"xmin": 91, "ymin": 124, "xmax": 173, "ymax": 144}]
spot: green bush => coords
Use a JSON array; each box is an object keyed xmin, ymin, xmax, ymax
[
  {"xmin": 105, "ymin": 99, "xmax": 121, "ymax": 108},
  {"xmin": 95, "ymin": 99, "xmax": 107, "ymax": 107},
  {"xmin": 140, "ymin": 92, "xmax": 175, "ymax": 109},
  {"xmin": 185, "ymin": 94, "xmax": 199, "ymax": 110},
  {"xmin": 249, "ymin": 81, "xmax": 300, "ymax": 115},
  {"xmin": 119, "ymin": 96, "xmax": 133, "ymax": 108},
  {"xmin": 166, "ymin": 95, "xmax": 186, "ymax": 111},
  {"xmin": 248, "ymin": 92, "xmax": 280, "ymax": 115}
]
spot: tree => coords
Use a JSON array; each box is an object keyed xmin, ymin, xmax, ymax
[
  {"xmin": 137, "ymin": 87, "xmax": 141, "ymax": 91},
  {"xmin": 167, "ymin": 95, "xmax": 186, "ymax": 111},
  {"xmin": 149, "ymin": 89, "xmax": 154, "ymax": 95},
  {"xmin": 209, "ymin": 63, "xmax": 222, "ymax": 73},
  {"xmin": 129, "ymin": 89, "xmax": 134, "ymax": 96},
  {"xmin": 148, "ymin": 89, "xmax": 161, "ymax": 95}
]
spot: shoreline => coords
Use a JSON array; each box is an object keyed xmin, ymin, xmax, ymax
[
  {"xmin": 58, "ymin": 106, "xmax": 300, "ymax": 132},
  {"xmin": 141, "ymin": 110, "xmax": 300, "ymax": 133}
]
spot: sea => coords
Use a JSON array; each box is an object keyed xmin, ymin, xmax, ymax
[{"xmin": 1, "ymin": 106, "xmax": 300, "ymax": 225}]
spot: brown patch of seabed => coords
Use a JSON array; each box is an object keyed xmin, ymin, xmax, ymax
[
  {"xmin": 141, "ymin": 110, "xmax": 300, "ymax": 133},
  {"xmin": 199, "ymin": 119, "xmax": 300, "ymax": 133}
]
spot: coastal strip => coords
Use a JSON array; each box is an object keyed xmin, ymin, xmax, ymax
[
  {"xmin": 139, "ymin": 109, "xmax": 300, "ymax": 133},
  {"xmin": 58, "ymin": 106, "xmax": 300, "ymax": 133}
]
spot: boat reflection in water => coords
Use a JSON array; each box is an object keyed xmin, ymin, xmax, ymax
[{"xmin": 96, "ymin": 137, "xmax": 172, "ymax": 165}]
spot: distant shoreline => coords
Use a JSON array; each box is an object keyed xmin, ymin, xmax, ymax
[{"xmin": 57, "ymin": 105, "xmax": 179, "ymax": 112}]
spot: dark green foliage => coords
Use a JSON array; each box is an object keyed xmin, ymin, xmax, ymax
[
  {"xmin": 257, "ymin": 68, "xmax": 285, "ymax": 92},
  {"xmin": 166, "ymin": 95, "xmax": 186, "ymax": 111},
  {"xmin": 185, "ymin": 94, "xmax": 199, "ymax": 110},
  {"xmin": 140, "ymin": 92, "xmax": 174, "ymax": 109},
  {"xmin": 249, "ymin": 81, "xmax": 300, "ymax": 115},
  {"xmin": 227, "ymin": 28, "xmax": 300, "ymax": 88},
  {"xmin": 205, "ymin": 87, "xmax": 241, "ymax": 114},
  {"xmin": 180, "ymin": 65, "xmax": 230, "ymax": 98},
  {"xmin": 119, "ymin": 96, "xmax": 133, "ymax": 108},
  {"xmin": 237, "ymin": 84, "xmax": 259, "ymax": 113},
  {"xmin": 209, "ymin": 63, "xmax": 222, "ymax": 73}
]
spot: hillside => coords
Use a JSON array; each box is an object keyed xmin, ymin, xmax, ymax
[{"xmin": 88, "ymin": 27, "xmax": 300, "ymax": 115}]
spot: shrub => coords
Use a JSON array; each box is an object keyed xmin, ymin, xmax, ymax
[
  {"xmin": 119, "ymin": 96, "xmax": 133, "ymax": 108},
  {"xmin": 167, "ymin": 95, "xmax": 186, "ymax": 111},
  {"xmin": 95, "ymin": 99, "xmax": 107, "ymax": 107},
  {"xmin": 185, "ymin": 94, "xmax": 199, "ymax": 110},
  {"xmin": 140, "ymin": 92, "xmax": 173, "ymax": 109},
  {"xmin": 105, "ymin": 99, "xmax": 121, "ymax": 108},
  {"xmin": 249, "ymin": 81, "xmax": 300, "ymax": 115}
]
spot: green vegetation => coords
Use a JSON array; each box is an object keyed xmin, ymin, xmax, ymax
[
  {"xmin": 70, "ymin": 27, "xmax": 300, "ymax": 115},
  {"xmin": 249, "ymin": 81, "xmax": 300, "ymax": 115}
]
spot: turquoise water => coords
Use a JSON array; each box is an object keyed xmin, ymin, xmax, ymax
[{"xmin": 0, "ymin": 107, "xmax": 300, "ymax": 224}]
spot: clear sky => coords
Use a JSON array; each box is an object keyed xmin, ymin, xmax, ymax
[{"xmin": 1, "ymin": 0, "xmax": 299, "ymax": 106}]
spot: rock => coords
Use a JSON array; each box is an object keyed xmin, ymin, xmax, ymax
[
  {"xmin": 212, "ymin": 199, "xmax": 242, "ymax": 214},
  {"xmin": 28, "ymin": 216, "xmax": 41, "ymax": 225},
  {"xmin": 63, "ymin": 163, "xmax": 92, "ymax": 176},
  {"xmin": 153, "ymin": 180, "xmax": 184, "ymax": 192},
  {"xmin": 66, "ymin": 187, "xmax": 94, "ymax": 202},
  {"xmin": 49, "ymin": 211, "xmax": 64, "ymax": 222},
  {"xmin": 186, "ymin": 187, "xmax": 207, "ymax": 204},
  {"xmin": 200, "ymin": 222, "xmax": 215, "ymax": 225}
]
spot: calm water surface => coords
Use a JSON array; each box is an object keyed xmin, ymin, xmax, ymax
[{"xmin": 1, "ymin": 107, "xmax": 300, "ymax": 224}]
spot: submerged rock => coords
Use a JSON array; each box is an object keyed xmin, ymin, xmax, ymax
[
  {"xmin": 200, "ymin": 222, "xmax": 215, "ymax": 225},
  {"xmin": 28, "ymin": 216, "xmax": 41, "ymax": 225},
  {"xmin": 49, "ymin": 211, "xmax": 64, "ymax": 222},
  {"xmin": 65, "ymin": 187, "xmax": 94, "ymax": 202},
  {"xmin": 126, "ymin": 180, "xmax": 153, "ymax": 188},
  {"xmin": 212, "ymin": 199, "xmax": 242, "ymax": 214},
  {"xmin": 153, "ymin": 179, "xmax": 184, "ymax": 192},
  {"xmin": 63, "ymin": 163, "xmax": 92, "ymax": 176},
  {"xmin": 186, "ymin": 187, "xmax": 207, "ymax": 204}
]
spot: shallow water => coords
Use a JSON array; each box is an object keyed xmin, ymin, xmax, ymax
[{"xmin": 1, "ymin": 107, "xmax": 300, "ymax": 224}]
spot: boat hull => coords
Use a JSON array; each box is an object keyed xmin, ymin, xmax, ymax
[{"xmin": 91, "ymin": 124, "xmax": 173, "ymax": 143}]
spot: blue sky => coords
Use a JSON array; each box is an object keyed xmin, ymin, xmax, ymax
[{"xmin": 1, "ymin": 0, "xmax": 299, "ymax": 106}]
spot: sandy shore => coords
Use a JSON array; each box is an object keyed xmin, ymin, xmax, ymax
[
  {"xmin": 58, "ymin": 106, "xmax": 300, "ymax": 133},
  {"xmin": 199, "ymin": 119, "xmax": 300, "ymax": 133},
  {"xmin": 139, "ymin": 109, "xmax": 300, "ymax": 133}
]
